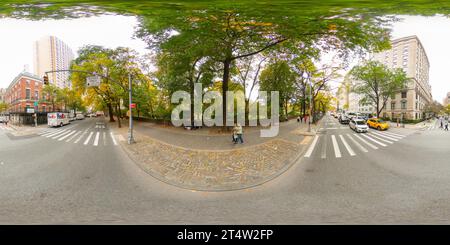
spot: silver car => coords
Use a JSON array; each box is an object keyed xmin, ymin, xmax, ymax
[{"xmin": 349, "ymin": 118, "xmax": 368, "ymax": 133}]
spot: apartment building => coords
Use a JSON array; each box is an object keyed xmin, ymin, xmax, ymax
[{"xmin": 4, "ymin": 72, "xmax": 50, "ymax": 112}]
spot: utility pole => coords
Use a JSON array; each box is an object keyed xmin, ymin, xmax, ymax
[{"xmin": 128, "ymin": 73, "xmax": 135, "ymax": 144}]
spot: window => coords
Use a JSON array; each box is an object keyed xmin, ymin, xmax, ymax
[
  {"xmin": 26, "ymin": 80, "xmax": 30, "ymax": 87},
  {"xmin": 401, "ymin": 101, "xmax": 407, "ymax": 109},
  {"xmin": 34, "ymin": 91, "xmax": 38, "ymax": 100},
  {"xmin": 401, "ymin": 91, "xmax": 407, "ymax": 98},
  {"xmin": 26, "ymin": 89, "xmax": 31, "ymax": 100},
  {"xmin": 391, "ymin": 102, "xmax": 396, "ymax": 110}
]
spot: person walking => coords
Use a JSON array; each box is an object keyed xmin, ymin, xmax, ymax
[
  {"xmin": 445, "ymin": 119, "xmax": 449, "ymax": 131},
  {"xmin": 232, "ymin": 124, "xmax": 238, "ymax": 144},
  {"xmin": 234, "ymin": 123, "xmax": 244, "ymax": 144},
  {"xmin": 440, "ymin": 116, "xmax": 443, "ymax": 129}
]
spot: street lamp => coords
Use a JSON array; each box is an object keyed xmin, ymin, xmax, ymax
[{"xmin": 303, "ymin": 71, "xmax": 312, "ymax": 132}]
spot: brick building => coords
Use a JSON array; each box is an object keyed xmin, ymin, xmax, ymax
[{"xmin": 4, "ymin": 72, "xmax": 50, "ymax": 113}]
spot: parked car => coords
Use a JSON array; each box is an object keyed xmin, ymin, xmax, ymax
[
  {"xmin": 47, "ymin": 112, "xmax": 70, "ymax": 127},
  {"xmin": 76, "ymin": 113, "xmax": 85, "ymax": 120},
  {"xmin": 339, "ymin": 114, "xmax": 350, "ymax": 124},
  {"xmin": 349, "ymin": 118, "xmax": 368, "ymax": 133},
  {"xmin": 367, "ymin": 118, "xmax": 390, "ymax": 131}
]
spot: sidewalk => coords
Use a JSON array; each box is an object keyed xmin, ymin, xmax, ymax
[
  {"xmin": 3, "ymin": 123, "xmax": 48, "ymax": 137},
  {"xmin": 111, "ymin": 119, "xmax": 320, "ymax": 191},
  {"xmin": 387, "ymin": 118, "xmax": 436, "ymax": 130}
]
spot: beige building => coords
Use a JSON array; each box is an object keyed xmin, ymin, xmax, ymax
[
  {"xmin": 33, "ymin": 36, "xmax": 74, "ymax": 89},
  {"xmin": 336, "ymin": 75, "xmax": 375, "ymax": 114},
  {"xmin": 372, "ymin": 35, "xmax": 432, "ymax": 120},
  {"xmin": 444, "ymin": 92, "xmax": 450, "ymax": 107},
  {"xmin": 0, "ymin": 88, "xmax": 5, "ymax": 103}
]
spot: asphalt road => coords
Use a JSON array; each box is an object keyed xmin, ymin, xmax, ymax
[{"xmin": 1, "ymin": 116, "xmax": 450, "ymax": 224}]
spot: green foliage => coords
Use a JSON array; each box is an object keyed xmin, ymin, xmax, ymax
[{"xmin": 350, "ymin": 60, "xmax": 408, "ymax": 117}]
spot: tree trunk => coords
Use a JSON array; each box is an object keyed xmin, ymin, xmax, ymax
[
  {"xmin": 116, "ymin": 103, "xmax": 121, "ymax": 128},
  {"xmin": 222, "ymin": 59, "xmax": 231, "ymax": 127},
  {"xmin": 245, "ymin": 98, "xmax": 249, "ymax": 125},
  {"xmin": 108, "ymin": 102, "xmax": 115, "ymax": 122}
]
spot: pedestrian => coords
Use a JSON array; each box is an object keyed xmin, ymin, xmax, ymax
[
  {"xmin": 233, "ymin": 123, "xmax": 243, "ymax": 144},
  {"xmin": 297, "ymin": 116, "xmax": 300, "ymax": 123},
  {"xmin": 440, "ymin": 117, "xmax": 443, "ymax": 129},
  {"xmin": 232, "ymin": 124, "xmax": 238, "ymax": 144},
  {"xmin": 445, "ymin": 120, "xmax": 449, "ymax": 131}
]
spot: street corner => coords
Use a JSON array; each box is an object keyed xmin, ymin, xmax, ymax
[{"xmin": 119, "ymin": 132, "xmax": 305, "ymax": 192}]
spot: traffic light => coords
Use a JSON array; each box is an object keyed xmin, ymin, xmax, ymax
[{"xmin": 43, "ymin": 75, "xmax": 49, "ymax": 85}]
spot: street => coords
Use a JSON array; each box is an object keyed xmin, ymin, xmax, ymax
[{"xmin": 1, "ymin": 116, "xmax": 450, "ymax": 224}]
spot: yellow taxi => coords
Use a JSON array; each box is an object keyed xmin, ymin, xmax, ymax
[{"xmin": 367, "ymin": 118, "xmax": 390, "ymax": 130}]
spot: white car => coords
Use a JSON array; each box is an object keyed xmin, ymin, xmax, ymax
[
  {"xmin": 47, "ymin": 112, "xmax": 70, "ymax": 127},
  {"xmin": 349, "ymin": 118, "xmax": 368, "ymax": 133},
  {"xmin": 76, "ymin": 113, "xmax": 85, "ymax": 120}
]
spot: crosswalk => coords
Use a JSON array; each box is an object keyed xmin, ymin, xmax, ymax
[
  {"xmin": 304, "ymin": 129, "xmax": 410, "ymax": 159},
  {"xmin": 37, "ymin": 126, "xmax": 119, "ymax": 147}
]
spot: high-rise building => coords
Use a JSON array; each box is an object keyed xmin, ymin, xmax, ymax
[
  {"xmin": 33, "ymin": 36, "xmax": 74, "ymax": 89},
  {"xmin": 372, "ymin": 35, "xmax": 432, "ymax": 120}
]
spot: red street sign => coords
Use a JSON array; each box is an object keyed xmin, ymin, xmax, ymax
[{"xmin": 130, "ymin": 103, "xmax": 136, "ymax": 109}]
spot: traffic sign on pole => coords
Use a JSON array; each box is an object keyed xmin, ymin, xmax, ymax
[{"xmin": 130, "ymin": 103, "xmax": 136, "ymax": 109}]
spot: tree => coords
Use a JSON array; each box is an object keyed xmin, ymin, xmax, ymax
[
  {"xmin": 41, "ymin": 84, "xmax": 60, "ymax": 112},
  {"xmin": 259, "ymin": 60, "xmax": 296, "ymax": 121},
  {"xmin": 349, "ymin": 60, "xmax": 408, "ymax": 118},
  {"xmin": 0, "ymin": 102, "xmax": 9, "ymax": 112},
  {"xmin": 424, "ymin": 100, "xmax": 443, "ymax": 118}
]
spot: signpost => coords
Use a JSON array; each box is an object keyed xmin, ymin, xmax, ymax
[
  {"xmin": 130, "ymin": 103, "xmax": 136, "ymax": 109},
  {"xmin": 86, "ymin": 76, "xmax": 101, "ymax": 87}
]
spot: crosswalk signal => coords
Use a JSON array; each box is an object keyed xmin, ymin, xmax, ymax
[{"xmin": 43, "ymin": 75, "xmax": 49, "ymax": 85}]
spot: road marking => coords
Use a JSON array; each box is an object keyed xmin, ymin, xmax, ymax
[
  {"xmin": 66, "ymin": 131, "xmax": 81, "ymax": 142},
  {"xmin": 74, "ymin": 130, "xmax": 88, "ymax": 144},
  {"xmin": 325, "ymin": 127, "xmax": 338, "ymax": 129},
  {"xmin": 376, "ymin": 132, "xmax": 403, "ymax": 140},
  {"xmin": 339, "ymin": 134, "xmax": 355, "ymax": 156},
  {"xmin": 110, "ymin": 132, "xmax": 118, "ymax": 146},
  {"xmin": 41, "ymin": 129, "xmax": 65, "ymax": 137},
  {"xmin": 84, "ymin": 132, "xmax": 94, "ymax": 145},
  {"xmin": 320, "ymin": 135, "xmax": 327, "ymax": 159},
  {"xmin": 52, "ymin": 130, "xmax": 73, "ymax": 140},
  {"xmin": 353, "ymin": 134, "xmax": 378, "ymax": 149},
  {"xmin": 46, "ymin": 129, "xmax": 68, "ymax": 138},
  {"xmin": 331, "ymin": 135, "xmax": 341, "ymax": 158},
  {"xmin": 346, "ymin": 134, "xmax": 368, "ymax": 153},
  {"xmin": 370, "ymin": 131, "xmax": 399, "ymax": 141},
  {"xmin": 58, "ymin": 130, "xmax": 77, "ymax": 141},
  {"xmin": 367, "ymin": 133, "xmax": 394, "ymax": 144},
  {"xmin": 381, "ymin": 131, "xmax": 405, "ymax": 138},
  {"xmin": 103, "ymin": 132, "xmax": 106, "ymax": 146},
  {"xmin": 304, "ymin": 135, "xmax": 319, "ymax": 158},
  {"xmin": 361, "ymin": 134, "xmax": 387, "ymax": 147},
  {"xmin": 93, "ymin": 132, "xmax": 100, "ymax": 146}
]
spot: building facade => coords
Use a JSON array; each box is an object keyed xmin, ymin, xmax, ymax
[
  {"xmin": 33, "ymin": 36, "xmax": 74, "ymax": 89},
  {"xmin": 4, "ymin": 72, "xmax": 50, "ymax": 113},
  {"xmin": 443, "ymin": 92, "xmax": 450, "ymax": 107},
  {"xmin": 0, "ymin": 88, "xmax": 5, "ymax": 103},
  {"xmin": 336, "ymin": 75, "xmax": 375, "ymax": 114},
  {"xmin": 372, "ymin": 35, "xmax": 432, "ymax": 120}
]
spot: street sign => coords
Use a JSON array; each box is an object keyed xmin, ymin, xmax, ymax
[
  {"xmin": 86, "ymin": 76, "xmax": 101, "ymax": 87},
  {"xmin": 26, "ymin": 108, "xmax": 35, "ymax": 113},
  {"xmin": 130, "ymin": 103, "xmax": 136, "ymax": 109}
]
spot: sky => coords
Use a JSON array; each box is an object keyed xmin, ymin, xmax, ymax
[{"xmin": 0, "ymin": 14, "xmax": 449, "ymax": 102}]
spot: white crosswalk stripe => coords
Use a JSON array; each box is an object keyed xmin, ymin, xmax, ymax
[
  {"xmin": 361, "ymin": 134, "xmax": 387, "ymax": 147},
  {"xmin": 331, "ymin": 135, "xmax": 341, "ymax": 158},
  {"xmin": 84, "ymin": 132, "xmax": 94, "ymax": 145},
  {"xmin": 369, "ymin": 131, "xmax": 399, "ymax": 141},
  {"xmin": 93, "ymin": 132, "xmax": 100, "ymax": 146},
  {"xmin": 110, "ymin": 132, "xmax": 118, "ymax": 146},
  {"xmin": 66, "ymin": 131, "xmax": 81, "ymax": 142},
  {"xmin": 339, "ymin": 134, "xmax": 355, "ymax": 156},
  {"xmin": 381, "ymin": 131, "xmax": 406, "ymax": 138},
  {"xmin": 58, "ymin": 130, "xmax": 76, "ymax": 141},
  {"xmin": 367, "ymin": 133, "xmax": 394, "ymax": 144},
  {"xmin": 52, "ymin": 130, "xmax": 73, "ymax": 140},
  {"xmin": 304, "ymin": 135, "xmax": 319, "ymax": 158},
  {"xmin": 353, "ymin": 134, "xmax": 378, "ymax": 149},
  {"xmin": 74, "ymin": 130, "xmax": 88, "ymax": 144},
  {"xmin": 46, "ymin": 129, "xmax": 69, "ymax": 138},
  {"xmin": 346, "ymin": 134, "xmax": 368, "ymax": 153}
]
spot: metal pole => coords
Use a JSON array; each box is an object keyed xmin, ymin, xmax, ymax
[
  {"xmin": 308, "ymin": 75, "xmax": 312, "ymax": 132},
  {"xmin": 128, "ymin": 73, "xmax": 135, "ymax": 144}
]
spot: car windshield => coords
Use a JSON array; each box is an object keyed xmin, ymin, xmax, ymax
[{"xmin": 355, "ymin": 121, "xmax": 366, "ymax": 125}]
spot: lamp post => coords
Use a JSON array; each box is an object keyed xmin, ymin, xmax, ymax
[
  {"xmin": 303, "ymin": 71, "xmax": 312, "ymax": 132},
  {"xmin": 128, "ymin": 73, "xmax": 135, "ymax": 144}
]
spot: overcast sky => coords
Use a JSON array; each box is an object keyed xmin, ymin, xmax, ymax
[{"xmin": 0, "ymin": 14, "xmax": 449, "ymax": 102}]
